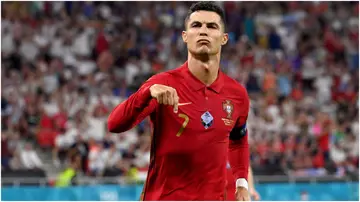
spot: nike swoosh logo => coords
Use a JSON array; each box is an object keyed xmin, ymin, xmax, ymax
[{"xmin": 178, "ymin": 102, "xmax": 192, "ymax": 106}]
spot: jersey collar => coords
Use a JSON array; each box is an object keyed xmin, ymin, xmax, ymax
[{"xmin": 181, "ymin": 61, "xmax": 224, "ymax": 94}]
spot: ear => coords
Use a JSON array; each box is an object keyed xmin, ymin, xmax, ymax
[
  {"xmin": 182, "ymin": 31, "xmax": 188, "ymax": 43},
  {"xmin": 221, "ymin": 33, "xmax": 229, "ymax": 46}
]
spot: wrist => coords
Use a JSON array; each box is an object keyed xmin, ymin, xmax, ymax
[
  {"xmin": 143, "ymin": 86, "xmax": 152, "ymax": 98},
  {"xmin": 136, "ymin": 86, "xmax": 152, "ymax": 108},
  {"xmin": 236, "ymin": 178, "xmax": 248, "ymax": 190}
]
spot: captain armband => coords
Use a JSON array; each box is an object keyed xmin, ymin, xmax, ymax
[{"xmin": 229, "ymin": 123, "xmax": 247, "ymax": 140}]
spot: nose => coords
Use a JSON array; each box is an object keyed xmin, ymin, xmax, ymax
[{"xmin": 199, "ymin": 25, "xmax": 208, "ymax": 36}]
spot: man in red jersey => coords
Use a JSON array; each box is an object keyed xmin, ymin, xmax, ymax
[{"xmin": 108, "ymin": 2, "xmax": 250, "ymax": 200}]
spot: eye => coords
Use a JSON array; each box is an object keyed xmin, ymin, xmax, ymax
[
  {"xmin": 207, "ymin": 23, "xmax": 218, "ymax": 29},
  {"xmin": 191, "ymin": 22, "xmax": 201, "ymax": 28}
]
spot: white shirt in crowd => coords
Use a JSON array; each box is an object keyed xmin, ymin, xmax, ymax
[
  {"xmin": 1, "ymin": 30, "xmax": 15, "ymax": 54},
  {"xmin": 134, "ymin": 150, "xmax": 150, "ymax": 168},
  {"xmin": 301, "ymin": 56, "xmax": 319, "ymax": 79},
  {"xmin": 55, "ymin": 127, "xmax": 79, "ymax": 148},
  {"xmin": 20, "ymin": 149, "xmax": 43, "ymax": 169},
  {"xmin": 125, "ymin": 61, "xmax": 140, "ymax": 86},
  {"xmin": 88, "ymin": 147, "xmax": 107, "ymax": 172},
  {"xmin": 88, "ymin": 117, "xmax": 106, "ymax": 141},
  {"xmin": 330, "ymin": 145, "xmax": 346, "ymax": 164},
  {"xmin": 314, "ymin": 73, "xmax": 333, "ymax": 104},
  {"xmin": 116, "ymin": 129, "xmax": 139, "ymax": 151},
  {"xmin": 102, "ymin": 149, "xmax": 122, "ymax": 167}
]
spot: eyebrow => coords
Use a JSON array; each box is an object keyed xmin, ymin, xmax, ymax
[{"xmin": 190, "ymin": 21, "xmax": 220, "ymax": 28}]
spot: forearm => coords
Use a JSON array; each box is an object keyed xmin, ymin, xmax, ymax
[
  {"xmin": 108, "ymin": 73, "xmax": 169, "ymax": 133},
  {"xmin": 107, "ymin": 86, "xmax": 153, "ymax": 133},
  {"xmin": 248, "ymin": 166, "xmax": 255, "ymax": 190},
  {"xmin": 229, "ymin": 134, "xmax": 250, "ymax": 183}
]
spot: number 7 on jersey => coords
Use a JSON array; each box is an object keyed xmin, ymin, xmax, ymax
[{"xmin": 176, "ymin": 113, "xmax": 189, "ymax": 137}]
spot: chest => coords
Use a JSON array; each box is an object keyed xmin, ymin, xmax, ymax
[{"xmin": 154, "ymin": 84, "xmax": 241, "ymax": 153}]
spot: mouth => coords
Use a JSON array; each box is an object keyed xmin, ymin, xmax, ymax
[{"xmin": 197, "ymin": 39, "xmax": 210, "ymax": 44}]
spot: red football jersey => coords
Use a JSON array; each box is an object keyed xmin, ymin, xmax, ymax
[{"xmin": 108, "ymin": 62, "xmax": 250, "ymax": 200}]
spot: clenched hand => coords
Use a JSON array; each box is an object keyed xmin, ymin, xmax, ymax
[{"xmin": 150, "ymin": 84, "xmax": 179, "ymax": 113}]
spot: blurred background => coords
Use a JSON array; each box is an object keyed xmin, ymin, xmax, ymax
[{"xmin": 1, "ymin": 1, "xmax": 359, "ymax": 201}]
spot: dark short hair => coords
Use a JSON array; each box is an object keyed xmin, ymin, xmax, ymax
[{"xmin": 185, "ymin": 1, "xmax": 226, "ymax": 30}]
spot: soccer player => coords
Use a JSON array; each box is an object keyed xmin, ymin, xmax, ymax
[{"xmin": 108, "ymin": 2, "xmax": 250, "ymax": 200}]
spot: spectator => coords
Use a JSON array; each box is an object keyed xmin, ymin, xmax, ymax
[
  {"xmin": 314, "ymin": 70, "xmax": 333, "ymax": 105},
  {"xmin": 268, "ymin": 26, "xmax": 282, "ymax": 51},
  {"xmin": 68, "ymin": 135, "xmax": 89, "ymax": 173},
  {"xmin": 1, "ymin": 133, "xmax": 11, "ymax": 169},
  {"xmin": 262, "ymin": 66, "xmax": 277, "ymax": 93},
  {"xmin": 103, "ymin": 143, "xmax": 122, "ymax": 169},
  {"xmin": 134, "ymin": 136, "xmax": 151, "ymax": 169},
  {"xmin": 88, "ymin": 141, "xmax": 106, "ymax": 176},
  {"xmin": 19, "ymin": 143, "xmax": 43, "ymax": 170},
  {"xmin": 330, "ymin": 141, "xmax": 347, "ymax": 177},
  {"xmin": 55, "ymin": 155, "xmax": 81, "ymax": 187}
]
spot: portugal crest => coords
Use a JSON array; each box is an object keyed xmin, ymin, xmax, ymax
[{"xmin": 222, "ymin": 100, "xmax": 234, "ymax": 119}]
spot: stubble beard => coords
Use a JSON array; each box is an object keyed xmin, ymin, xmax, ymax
[{"xmin": 190, "ymin": 47, "xmax": 213, "ymax": 62}]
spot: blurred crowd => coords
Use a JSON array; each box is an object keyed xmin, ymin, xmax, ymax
[{"xmin": 1, "ymin": 1, "xmax": 359, "ymax": 181}]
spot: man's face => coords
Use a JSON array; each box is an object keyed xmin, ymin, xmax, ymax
[{"xmin": 182, "ymin": 11, "xmax": 228, "ymax": 56}]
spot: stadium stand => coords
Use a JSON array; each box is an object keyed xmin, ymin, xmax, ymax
[{"xmin": 1, "ymin": 1, "xmax": 358, "ymax": 186}]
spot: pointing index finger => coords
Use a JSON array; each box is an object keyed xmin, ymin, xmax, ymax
[{"xmin": 173, "ymin": 95, "xmax": 179, "ymax": 113}]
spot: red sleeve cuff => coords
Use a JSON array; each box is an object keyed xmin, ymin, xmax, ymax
[{"xmin": 135, "ymin": 86, "xmax": 152, "ymax": 108}]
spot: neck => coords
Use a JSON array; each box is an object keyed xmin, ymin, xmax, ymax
[{"xmin": 187, "ymin": 53, "xmax": 220, "ymax": 86}]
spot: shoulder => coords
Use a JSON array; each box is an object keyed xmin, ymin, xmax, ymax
[
  {"xmin": 222, "ymin": 73, "xmax": 249, "ymax": 100},
  {"xmin": 221, "ymin": 73, "xmax": 250, "ymax": 117},
  {"xmin": 147, "ymin": 67, "xmax": 183, "ymax": 82},
  {"xmin": 142, "ymin": 72, "xmax": 171, "ymax": 87},
  {"xmin": 146, "ymin": 72, "xmax": 170, "ymax": 82},
  {"xmin": 165, "ymin": 67, "xmax": 185, "ymax": 79},
  {"xmin": 145, "ymin": 68, "xmax": 184, "ymax": 87}
]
